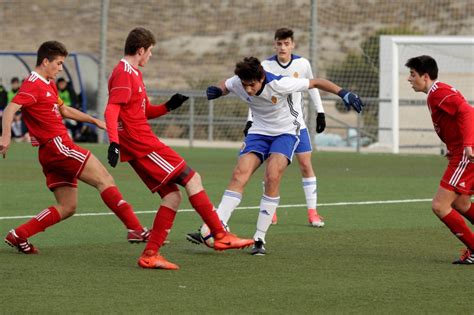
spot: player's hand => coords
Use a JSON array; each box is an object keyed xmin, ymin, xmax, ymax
[
  {"xmin": 0, "ymin": 138, "xmax": 10, "ymax": 159},
  {"xmin": 316, "ymin": 113, "xmax": 326, "ymax": 133},
  {"xmin": 95, "ymin": 119, "xmax": 106, "ymax": 130},
  {"xmin": 465, "ymin": 146, "xmax": 474, "ymax": 163},
  {"xmin": 165, "ymin": 93, "xmax": 189, "ymax": 111},
  {"xmin": 337, "ymin": 89, "xmax": 364, "ymax": 113},
  {"xmin": 206, "ymin": 86, "xmax": 223, "ymax": 100},
  {"xmin": 243, "ymin": 121, "xmax": 253, "ymax": 137},
  {"xmin": 107, "ymin": 142, "xmax": 120, "ymax": 168}
]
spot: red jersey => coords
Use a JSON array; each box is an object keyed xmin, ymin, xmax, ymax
[
  {"xmin": 427, "ymin": 81, "xmax": 474, "ymax": 156},
  {"xmin": 107, "ymin": 59, "xmax": 166, "ymax": 161},
  {"xmin": 11, "ymin": 72, "xmax": 68, "ymax": 146}
]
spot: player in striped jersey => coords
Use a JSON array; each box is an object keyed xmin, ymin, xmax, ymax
[
  {"xmin": 188, "ymin": 56, "xmax": 363, "ymax": 255},
  {"xmin": 1, "ymin": 41, "xmax": 151, "ymax": 255},
  {"xmin": 406, "ymin": 55, "xmax": 474, "ymax": 264},
  {"xmin": 246, "ymin": 28, "xmax": 330, "ymax": 227},
  {"xmin": 105, "ymin": 28, "xmax": 254, "ymax": 270}
]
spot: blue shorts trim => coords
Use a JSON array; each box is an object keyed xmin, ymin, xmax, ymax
[
  {"xmin": 295, "ymin": 128, "xmax": 312, "ymax": 154},
  {"xmin": 240, "ymin": 133, "xmax": 300, "ymax": 163}
]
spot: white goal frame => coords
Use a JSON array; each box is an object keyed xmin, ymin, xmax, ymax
[{"xmin": 379, "ymin": 36, "xmax": 474, "ymax": 153}]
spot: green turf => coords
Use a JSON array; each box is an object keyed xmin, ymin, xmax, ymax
[{"xmin": 0, "ymin": 143, "xmax": 472, "ymax": 314}]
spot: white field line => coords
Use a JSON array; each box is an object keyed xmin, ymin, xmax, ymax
[{"xmin": 0, "ymin": 198, "xmax": 431, "ymax": 221}]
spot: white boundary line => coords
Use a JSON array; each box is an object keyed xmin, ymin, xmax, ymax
[{"xmin": 0, "ymin": 198, "xmax": 431, "ymax": 221}]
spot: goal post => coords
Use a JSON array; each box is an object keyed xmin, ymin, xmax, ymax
[{"xmin": 379, "ymin": 36, "xmax": 474, "ymax": 154}]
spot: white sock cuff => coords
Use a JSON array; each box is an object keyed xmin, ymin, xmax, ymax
[
  {"xmin": 302, "ymin": 177, "xmax": 316, "ymax": 184},
  {"xmin": 262, "ymin": 194, "xmax": 280, "ymax": 204},
  {"xmin": 223, "ymin": 190, "xmax": 242, "ymax": 201}
]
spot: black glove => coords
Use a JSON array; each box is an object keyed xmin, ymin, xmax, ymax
[
  {"xmin": 165, "ymin": 93, "xmax": 189, "ymax": 111},
  {"xmin": 107, "ymin": 142, "xmax": 120, "ymax": 168},
  {"xmin": 243, "ymin": 121, "xmax": 253, "ymax": 137},
  {"xmin": 316, "ymin": 113, "xmax": 326, "ymax": 134},
  {"xmin": 337, "ymin": 89, "xmax": 364, "ymax": 113},
  {"xmin": 206, "ymin": 86, "xmax": 223, "ymax": 100}
]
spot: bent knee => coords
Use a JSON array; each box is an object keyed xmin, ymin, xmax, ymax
[
  {"xmin": 162, "ymin": 191, "xmax": 182, "ymax": 209},
  {"xmin": 431, "ymin": 200, "xmax": 450, "ymax": 218},
  {"xmin": 57, "ymin": 204, "xmax": 77, "ymax": 219}
]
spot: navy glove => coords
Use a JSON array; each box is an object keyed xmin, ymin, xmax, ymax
[
  {"xmin": 337, "ymin": 89, "xmax": 364, "ymax": 113},
  {"xmin": 165, "ymin": 93, "xmax": 189, "ymax": 111},
  {"xmin": 243, "ymin": 121, "xmax": 253, "ymax": 137},
  {"xmin": 206, "ymin": 86, "xmax": 223, "ymax": 100},
  {"xmin": 316, "ymin": 113, "xmax": 326, "ymax": 133},
  {"xmin": 107, "ymin": 142, "xmax": 120, "ymax": 168}
]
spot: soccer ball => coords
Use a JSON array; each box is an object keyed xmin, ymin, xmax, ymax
[{"xmin": 200, "ymin": 222, "xmax": 230, "ymax": 248}]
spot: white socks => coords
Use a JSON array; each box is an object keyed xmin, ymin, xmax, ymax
[
  {"xmin": 302, "ymin": 177, "xmax": 317, "ymax": 210},
  {"xmin": 216, "ymin": 190, "xmax": 242, "ymax": 225},
  {"xmin": 253, "ymin": 194, "xmax": 280, "ymax": 243}
]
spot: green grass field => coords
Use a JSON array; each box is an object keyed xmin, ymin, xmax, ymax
[{"xmin": 1, "ymin": 143, "xmax": 472, "ymax": 314}]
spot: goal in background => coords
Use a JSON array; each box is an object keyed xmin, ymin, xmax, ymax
[{"xmin": 378, "ymin": 36, "xmax": 474, "ymax": 154}]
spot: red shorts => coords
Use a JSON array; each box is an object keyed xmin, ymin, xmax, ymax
[
  {"xmin": 38, "ymin": 134, "xmax": 90, "ymax": 190},
  {"xmin": 440, "ymin": 154, "xmax": 473, "ymax": 195},
  {"xmin": 129, "ymin": 146, "xmax": 187, "ymax": 197}
]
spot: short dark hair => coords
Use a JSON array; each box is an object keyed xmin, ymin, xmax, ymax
[
  {"xmin": 405, "ymin": 55, "xmax": 438, "ymax": 80},
  {"xmin": 11, "ymin": 77, "xmax": 20, "ymax": 84},
  {"xmin": 36, "ymin": 41, "xmax": 68, "ymax": 67},
  {"xmin": 234, "ymin": 57, "xmax": 265, "ymax": 82},
  {"xmin": 124, "ymin": 27, "xmax": 156, "ymax": 55},
  {"xmin": 274, "ymin": 28, "xmax": 294, "ymax": 41}
]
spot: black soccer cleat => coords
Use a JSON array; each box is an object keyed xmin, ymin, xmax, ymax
[
  {"xmin": 452, "ymin": 248, "xmax": 474, "ymax": 265},
  {"xmin": 251, "ymin": 238, "xmax": 266, "ymax": 256},
  {"xmin": 186, "ymin": 231, "xmax": 203, "ymax": 245}
]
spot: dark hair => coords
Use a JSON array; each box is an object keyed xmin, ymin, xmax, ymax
[
  {"xmin": 36, "ymin": 41, "xmax": 68, "ymax": 67},
  {"xmin": 234, "ymin": 57, "xmax": 265, "ymax": 82},
  {"xmin": 11, "ymin": 77, "xmax": 20, "ymax": 84},
  {"xmin": 57, "ymin": 78, "xmax": 66, "ymax": 83},
  {"xmin": 124, "ymin": 27, "xmax": 156, "ymax": 55},
  {"xmin": 405, "ymin": 55, "xmax": 438, "ymax": 80},
  {"xmin": 274, "ymin": 28, "xmax": 294, "ymax": 41}
]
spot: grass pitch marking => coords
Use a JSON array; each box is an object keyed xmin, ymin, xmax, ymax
[{"xmin": 0, "ymin": 198, "xmax": 431, "ymax": 220}]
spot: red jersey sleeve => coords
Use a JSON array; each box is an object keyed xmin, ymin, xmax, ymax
[
  {"xmin": 108, "ymin": 70, "xmax": 132, "ymax": 104},
  {"xmin": 145, "ymin": 99, "xmax": 168, "ymax": 119},
  {"xmin": 11, "ymin": 81, "xmax": 38, "ymax": 107}
]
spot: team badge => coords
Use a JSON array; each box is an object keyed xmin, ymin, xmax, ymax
[
  {"xmin": 240, "ymin": 141, "xmax": 246, "ymax": 152},
  {"xmin": 293, "ymin": 72, "xmax": 299, "ymax": 78},
  {"xmin": 271, "ymin": 96, "xmax": 277, "ymax": 104}
]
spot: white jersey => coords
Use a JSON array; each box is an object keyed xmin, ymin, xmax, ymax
[
  {"xmin": 225, "ymin": 72, "xmax": 309, "ymax": 136},
  {"xmin": 260, "ymin": 54, "xmax": 325, "ymax": 127}
]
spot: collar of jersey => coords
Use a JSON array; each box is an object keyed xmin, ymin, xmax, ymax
[
  {"xmin": 427, "ymin": 80, "xmax": 439, "ymax": 96},
  {"xmin": 275, "ymin": 54, "xmax": 295, "ymax": 69},
  {"xmin": 120, "ymin": 58, "xmax": 139, "ymax": 76},
  {"xmin": 31, "ymin": 71, "xmax": 50, "ymax": 84}
]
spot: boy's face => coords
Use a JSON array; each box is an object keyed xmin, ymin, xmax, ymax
[
  {"xmin": 43, "ymin": 56, "xmax": 65, "ymax": 80},
  {"xmin": 138, "ymin": 46, "xmax": 153, "ymax": 67},
  {"xmin": 241, "ymin": 77, "xmax": 265, "ymax": 96},
  {"xmin": 407, "ymin": 68, "xmax": 430, "ymax": 92},
  {"xmin": 274, "ymin": 37, "xmax": 295, "ymax": 62}
]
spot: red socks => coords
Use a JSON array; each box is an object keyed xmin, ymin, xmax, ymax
[
  {"xmin": 15, "ymin": 206, "xmax": 61, "ymax": 239},
  {"xmin": 461, "ymin": 203, "xmax": 474, "ymax": 224},
  {"xmin": 100, "ymin": 186, "xmax": 142, "ymax": 231},
  {"xmin": 189, "ymin": 190, "xmax": 225, "ymax": 235},
  {"xmin": 441, "ymin": 209, "xmax": 474, "ymax": 251},
  {"xmin": 144, "ymin": 206, "xmax": 176, "ymax": 253}
]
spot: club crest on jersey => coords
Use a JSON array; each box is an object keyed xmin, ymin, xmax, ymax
[
  {"xmin": 271, "ymin": 96, "xmax": 277, "ymax": 104},
  {"xmin": 139, "ymin": 87, "xmax": 142, "ymax": 93},
  {"xmin": 52, "ymin": 103, "xmax": 60, "ymax": 117},
  {"xmin": 46, "ymin": 91, "xmax": 52, "ymax": 97},
  {"xmin": 293, "ymin": 72, "xmax": 299, "ymax": 78}
]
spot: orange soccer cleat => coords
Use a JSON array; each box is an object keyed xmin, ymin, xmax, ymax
[
  {"xmin": 137, "ymin": 250, "xmax": 179, "ymax": 270},
  {"xmin": 213, "ymin": 232, "xmax": 254, "ymax": 251},
  {"xmin": 308, "ymin": 209, "xmax": 325, "ymax": 228},
  {"xmin": 271, "ymin": 211, "xmax": 278, "ymax": 225},
  {"xmin": 4, "ymin": 229, "xmax": 39, "ymax": 254}
]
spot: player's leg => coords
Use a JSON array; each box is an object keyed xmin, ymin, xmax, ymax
[
  {"xmin": 5, "ymin": 186, "xmax": 76, "ymax": 254},
  {"xmin": 295, "ymin": 128, "xmax": 324, "ymax": 227},
  {"xmin": 252, "ymin": 134, "xmax": 298, "ymax": 255},
  {"xmin": 452, "ymin": 194, "xmax": 474, "ymax": 224},
  {"xmin": 138, "ymin": 187, "xmax": 181, "ymax": 270},
  {"xmin": 432, "ymin": 187, "xmax": 474, "ymax": 261},
  {"xmin": 216, "ymin": 153, "xmax": 262, "ymax": 224},
  {"xmin": 79, "ymin": 154, "xmax": 147, "ymax": 240},
  {"xmin": 182, "ymin": 170, "xmax": 254, "ymax": 250}
]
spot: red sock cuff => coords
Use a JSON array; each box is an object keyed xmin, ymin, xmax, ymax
[
  {"xmin": 100, "ymin": 186, "xmax": 122, "ymax": 208},
  {"xmin": 156, "ymin": 205, "xmax": 176, "ymax": 221}
]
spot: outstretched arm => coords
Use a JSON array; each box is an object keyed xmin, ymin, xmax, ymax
[
  {"xmin": 60, "ymin": 102, "xmax": 106, "ymax": 129},
  {"xmin": 206, "ymin": 80, "xmax": 229, "ymax": 100},
  {"xmin": 0, "ymin": 102, "xmax": 22, "ymax": 158},
  {"xmin": 309, "ymin": 78, "xmax": 364, "ymax": 113}
]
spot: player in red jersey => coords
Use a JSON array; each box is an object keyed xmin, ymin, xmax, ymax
[
  {"xmin": 105, "ymin": 27, "xmax": 254, "ymax": 270},
  {"xmin": 406, "ymin": 55, "xmax": 474, "ymax": 265},
  {"xmin": 1, "ymin": 41, "xmax": 150, "ymax": 254}
]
